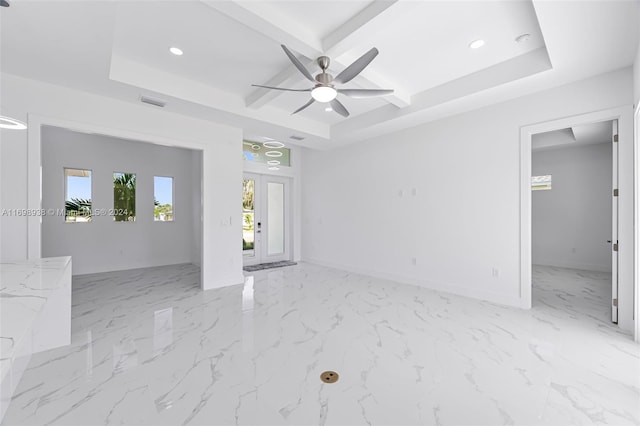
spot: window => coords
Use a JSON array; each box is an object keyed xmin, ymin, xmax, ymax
[
  {"xmin": 531, "ymin": 174, "xmax": 552, "ymax": 191},
  {"xmin": 113, "ymin": 172, "xmax": 136, "ymax": 222},
  {"xmin": 64, "ymin": 168, "xmax": 92, "ymax": 222},
  {"xmin": 154, "ymin": 176, "xmax": 174, "ymax": 222},
  {"xmin": 242, "ymin": 141, "xmax": 291, "ymax": 167}
]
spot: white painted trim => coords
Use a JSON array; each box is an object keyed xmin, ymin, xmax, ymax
[
  {"xmin": 634, "ymin": 102, "xmax": 640, "ymax": 343},
  {"xmin": 520, "ymin": 106, "xmax": 635, "ymax": 333},
  {"xmin": 532, "ymin": 261, "xmax": 611, "ymax": 273},
  {"xmin": 520, "ymin": 124, "xmax": 532, "ymax": 309},
  {"xmin": 26, "ymin": 114, "xmax": 216, "ymax": 288}
]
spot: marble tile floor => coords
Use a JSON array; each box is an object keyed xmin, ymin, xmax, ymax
[{"xmin": 2, "ymin": 263, "xmax": 639, "ymax": 425}]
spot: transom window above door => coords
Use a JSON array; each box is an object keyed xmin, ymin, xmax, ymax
[{"xmin": 242, "ymin": 141, "xmax": 291, "ymax": 167}]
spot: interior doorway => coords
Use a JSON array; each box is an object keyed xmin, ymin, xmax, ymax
[
  {"xmin": 39, "ymin": 125, "xmax": 203, "ymax": 276},
  {"xmin": 530, "ymin": 119, "xmax": 617, "ymax": 322},
  {"xmin": 242, "ymin": 173, "xmax": 291, "ymax": 266}
]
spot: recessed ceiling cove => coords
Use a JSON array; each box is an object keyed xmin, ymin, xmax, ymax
[
  {"xmin": 2, "ymin": 0, "xmax": 635, "ymax": 150},
  {"xmin": 108, "ymin": 0, "xmax": 554, "ymax": 146}
]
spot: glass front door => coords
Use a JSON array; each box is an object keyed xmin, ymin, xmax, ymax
[{"xmin": 243, "ymin": 173, "xmax": 290, "ymax": 265}]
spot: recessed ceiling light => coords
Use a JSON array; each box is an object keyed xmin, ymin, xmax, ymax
[
  {"xmin": 469, "ymin": 39, "xmax": 485, "ymax": 49},
  {"xmin": 267, "ymin": 160, "xmax": 280, "ymax": 166},
  {"xmin": 251, "ymin": 144, "xmax": 260, "ymax": 151},
  {"xmin": 268, "ymin": 166, "xmax": 280, "ymax": 171},
  {"xmin": 325, "ymin": 107, "xmax": 333, "ymax": 112},
  {"xmin": 265, "ymin": 151, "xmax": 283, "ymax": 158},
  {"xmin": 0, "ymin": 115, "xmax": 27, "ymax": 130},
  {"xmin": 515, "ymin": 34, "xmax": 531, "ymax": 44},
  {"xmin": 263, "ymin": 141, "xmax": 285, "ymax": 149},
  {"xmin": 169, "ymin": 47, "xmax": 183, "ymax": 56}
]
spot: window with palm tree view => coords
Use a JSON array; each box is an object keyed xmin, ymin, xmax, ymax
[
  {"xmin": 113, "ymin": 172, "xmax": 136, "ymax": 222},
  {"xmin": 154, "ymin": 176, "xmax": 174, "ymax": 221},
  {"xmin": 64, "ymin": 168, "xmax": 92, "ymax": 222}
]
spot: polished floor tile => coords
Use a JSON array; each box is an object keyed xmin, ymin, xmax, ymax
[{"xmin": 2, "ymin": 263, "xmax": 639, "ymax": 425}]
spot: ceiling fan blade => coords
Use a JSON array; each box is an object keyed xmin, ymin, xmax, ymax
[
  {"xmin": 252, "ymin": 84, "xmax": 311, "ymax": 92},
  {"xmin": 292, "ymin": 98, "xmax": 315, "ymax": 115},
  {"xmin": 334, "ymin": 48, "xmax": 379, "ymax": 84},
  {"xmin": 281, "ymin": 45, "xmax": 316, "ymax": 83},
  {"xmin": 330, "ymin": 99, "xmax": 350, "ymax": 117},
  {"xmin": 337, "ymin": 89, "xmax": 394, "ymax": 98}
]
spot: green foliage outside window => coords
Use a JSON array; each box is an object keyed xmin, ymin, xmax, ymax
[{"xmin": 114, "ymin": 173, "xmax": 136, "ymax": 222}]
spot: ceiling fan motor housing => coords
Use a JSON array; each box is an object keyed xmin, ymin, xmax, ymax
[{"xmin": 315, "ymin": 73, "xmax": 333, "ymax": 85}]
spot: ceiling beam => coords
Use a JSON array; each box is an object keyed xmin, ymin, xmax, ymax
[
  {"xmin": 322, "ymin": 0, "xmax": 397, "ymax": 56},
  {"xmin": 201, "ymin": 0, "xmax": 410, "ymax": 109},
  {"xmin": 199, "ymin": 0, "xmax": 321, "ymax": 57}
]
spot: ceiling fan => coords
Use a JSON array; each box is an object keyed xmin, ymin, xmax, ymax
[{"xmin": 252, "ymin": 45, "xmax": 394, "ymax": 118}]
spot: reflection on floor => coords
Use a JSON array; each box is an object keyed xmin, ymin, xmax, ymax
[{"xmin": 3, "ymin": 264, "xmax": 639, "ymax": 425}]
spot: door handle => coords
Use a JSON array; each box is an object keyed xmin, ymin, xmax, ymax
[{"xmin": 607, "ymin": 240, "xmax": 612, "ymax": 243}]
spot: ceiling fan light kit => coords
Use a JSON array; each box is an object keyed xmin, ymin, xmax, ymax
[
  {"xmin": 311, "ymin": 86, "xmax": 337, "ymax": 103},
  {"xmin": 251, "ymin": 44, "xmax": 394, "ymax": 118}
]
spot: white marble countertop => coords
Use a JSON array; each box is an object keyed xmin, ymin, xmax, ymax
[{"xmin": 0, "ymin": 257, "xmax": 71, "ymax": 382}]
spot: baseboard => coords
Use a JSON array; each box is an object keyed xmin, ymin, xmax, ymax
[
  {"xmin": 203, "ymin": 273, "xmax": 245, "ymax": 290},
  {"xmin": 302, "ymin": 257, "xmax": 524, "ymax": 308},
  {"xmin": 532, "ymin": 259, "xmax": 612, "ymax": 272},
  {"xmin": 73, "ymin": 261, "xmax": 196, "ymax": 277}
]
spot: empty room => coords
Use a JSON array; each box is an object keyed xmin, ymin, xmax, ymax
[{"xmin": 1, "ymin": 1, "xmax": 639, "ymax": 425}]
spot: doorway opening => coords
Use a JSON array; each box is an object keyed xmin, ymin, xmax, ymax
[
  {"xmin": 39, "ymin": 125, "xmax": 203, "ymax": 276},
  {"xmin": 530, "ymin": 119, "xmax": 617, "ymax": 323},
  {"xmin": 242, "ymin": 173, "xmax": 291, "ymax": 266}
]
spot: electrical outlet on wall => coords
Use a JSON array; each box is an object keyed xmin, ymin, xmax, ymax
[{"xmin": 491, "ymin": 268, "xmax": 500, "ymax": 277}]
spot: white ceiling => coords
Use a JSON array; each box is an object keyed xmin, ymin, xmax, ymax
[
  {"xmin": 113, "ymin": 2, "xmax": 285, "ymax": 98},
  {"xmin": 532, "ymin": 120, "xmax": 613, "ymax": 151},
  {"xmin": 251, "ymin": 0, "xmax": 375, "ymax": 40},
  {"xmin": 1, "ymin": 0, "xmax": 639, "ymax": 150},
  {"xmin": 336, "ymin": 1, "xmax": 545, "ymax": 94}
]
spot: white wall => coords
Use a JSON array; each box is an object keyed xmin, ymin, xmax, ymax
[
  {"xmin": 0, "ymin": 72, "xmax": 244, "ymax": 290},
  {"xmin": 301, "ymin": 68, "xmax": 635, "ymax": 331},
  {"xmin": 635, "ymin": 41, "xmax": 640, "ymax": 107},
  {"xmin": 634, "ymin": 3, "xmax": 640, "ymax": 107},
  {"xmin": 191, "ymin": 150, "xmax": 203, "ymax": 267},
  {"xmin": 40, "ymin": 126, "xmax": 199, "ymax": 275},
  {"xmin": 532, "ymin": 143, "xmax": 612, "ymax": 272}
]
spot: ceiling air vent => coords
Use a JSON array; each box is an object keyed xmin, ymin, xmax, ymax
[
  {"xmin": 289, "ymin": 135, "xmax": 305, "ymax": 141},
  {"xmin": 140, "ymin": 96, "xmax": 166, "ymax": 108}
]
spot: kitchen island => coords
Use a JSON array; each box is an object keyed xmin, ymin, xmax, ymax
[{"xmin": 0, "ymin": 256, "xmax": 72, "ymax": 422}]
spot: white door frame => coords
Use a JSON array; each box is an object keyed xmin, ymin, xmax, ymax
[
  {"xmin": 519, "ymin": 106, "xmax": 635, "ymax": 337},
  {"xmin": 611, "ymin": 119, "xmax": 619, "ymax": 323},
  {"xmin": 242, "ymin": 172, "xmax": 291, "ymax": 266},
  {"xmin": 634, "ymin": 102, "xmax": 640, "ymax": 343}
]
